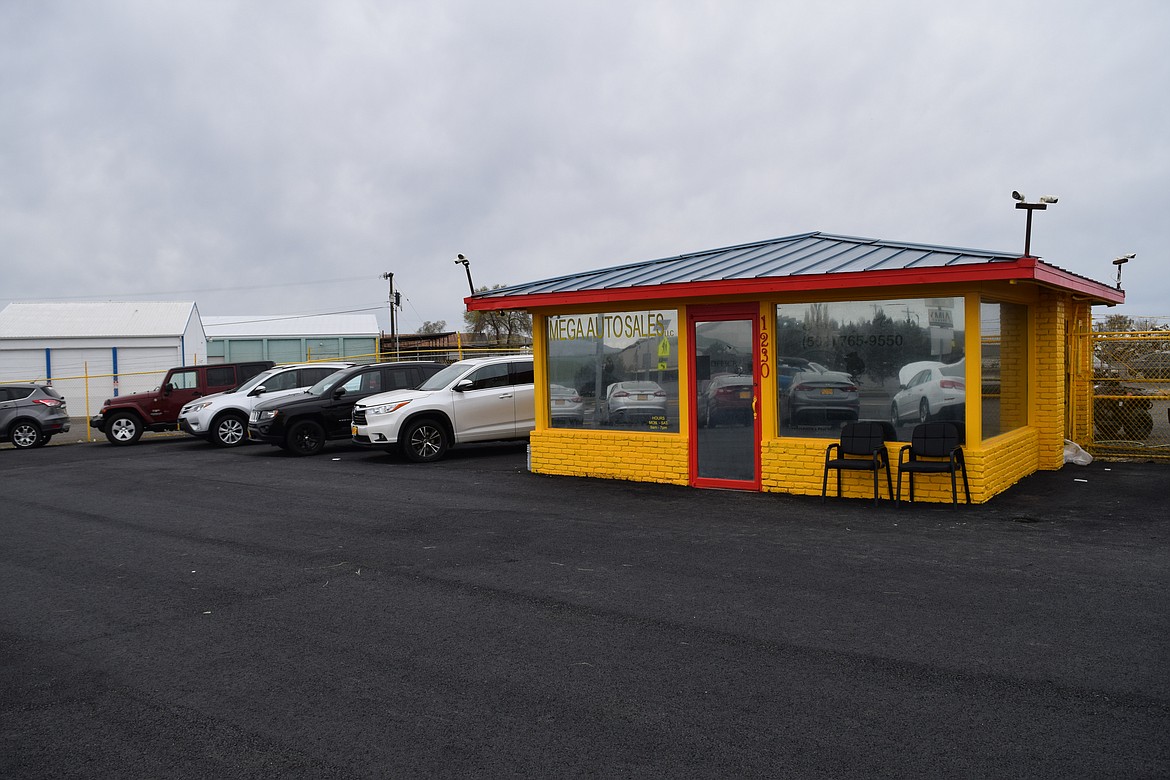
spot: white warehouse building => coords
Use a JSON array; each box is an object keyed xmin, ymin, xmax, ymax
[{"xmin": 0, "ymin": 301, "xmax": 205, "ymax": 417}]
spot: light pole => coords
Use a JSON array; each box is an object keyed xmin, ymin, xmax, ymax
[
  {"xmin": 454, "ymin": 253, "xmax": 476, "ymax": 296},
  {"xmin": 1112, "ymin": 253, "xmax": 1135, "ymax": 290},
  {"xmin": 1012, "ymin": 191, "xmax": 1058, "ymax": 258}
]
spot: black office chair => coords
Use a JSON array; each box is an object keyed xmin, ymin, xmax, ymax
[
  {"xmin": 822, "ymin": 421, "xmax": 894, "ymax": 506},
  {"xmin": 896, "ymin": 422, "xmax": 971, "ymax": 506}
]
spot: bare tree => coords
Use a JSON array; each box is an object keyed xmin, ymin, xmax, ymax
[
  {"xmin": 417, "ymin": 320, "xmax": 447, "ymax": 335},
  {"xmin": 463, "ymin": 284, "xmax": 532, "ymax": 344}
]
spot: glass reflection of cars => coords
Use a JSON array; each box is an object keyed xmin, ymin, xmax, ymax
[
  {"xmin": 780, "ymin": 365, "xmax": 860, "ymax": 426},
  {"xmin": 697, "ymin": 374, "xmax": 753, "ymax": 427},
  {"xmin": 549, "ymin": 383, "xmax": 585, "ymax": 426},
  {"xmin": 890, "ymin": 362, "xmax": 965, "ymax": 426},
  {"xmin": 601, "ymin": 381, "xmax": 667, "ymax": 424}
]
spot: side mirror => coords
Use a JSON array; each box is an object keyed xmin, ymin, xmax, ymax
[
  {"xmin": 453, "ymin": 379, "xmax": 473, "ymax": 393},
  {"xmin": 248, "ymin": 385, "xmax": 266, "ymax": 397},
  {"xmin": 163, "ymin": 383, "xmax": 174, "ymax": 395},
  {"xmin": 332, "ymin": 387, "xmax": 347, "ymax": 399}
]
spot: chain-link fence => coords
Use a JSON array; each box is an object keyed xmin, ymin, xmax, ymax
[{"xmin": 1087, "ymin": 318, "xmax": 1170, "ymax": 460}]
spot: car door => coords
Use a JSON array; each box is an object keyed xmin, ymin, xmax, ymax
[
  {"xmin": 157, "ymin": 368, "xmax": 203, "ymax": 420},
  {"xmin": 0, "ymin": 387, "xmax": 18, "ymax": 433},
  {"xmin": 323, "ymin": 367, "xmax": 385, "ymax": 437},
  {"xmin": 452, "ymin": 362, "xmax": 521, "ymax": 442},
  {"xmin": 509, "ymin": 361, "xmax": 536, "ymax": 435}
]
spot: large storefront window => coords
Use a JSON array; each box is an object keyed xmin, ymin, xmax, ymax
[
  {"xmin": 546, "ymin": 310, "xmax": 679, "ymax": 432},
  {"xmin": 981, "ymin": 300, "xmax": 1028, "ymax": 439},
  {"xmin": 775, "ymin": 298, "xmax": 965, "ymax": 439}
]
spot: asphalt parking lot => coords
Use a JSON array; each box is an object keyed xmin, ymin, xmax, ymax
[{"xmin": 2, "ymin": 434, "xmax": 1168, "ymax": 778}]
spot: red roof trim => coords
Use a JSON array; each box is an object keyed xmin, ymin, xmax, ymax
[{"xmin": 466, "ymin": 258, "xmax": 1124, "ymax": 310}]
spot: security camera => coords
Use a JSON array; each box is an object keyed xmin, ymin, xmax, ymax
[
  {"xmin": 1011, "ymin": 191, "xmax": 1025, "ymax": 201},
  {"xmin": 1039, "ymin": 196, "xmax": 1058, "ymax": 204},
  {"xmin": 457, "ymin": 253, "xmax": 466, "ymax": 260},
  {"xmin": 1113, "ymin": 253, "xmax": 1135, "ymax": 265}
]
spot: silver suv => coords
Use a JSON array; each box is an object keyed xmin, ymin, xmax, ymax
[
  {"xmin": 351, "ymin": 355, "xmax": 534, "ymax": 462},
  {"xmin": 0, "ymin": 384, "xmax": 70, "ymax": 449}
]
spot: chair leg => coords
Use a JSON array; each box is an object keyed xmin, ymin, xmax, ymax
[
  {"xmin": 950, "ymin": 469, "xmax": 958, "ymax": 506},
  {"xmin": 896, "ymin": 470, "xmax": 905, "ymax": 507},
  {"xmin": 871, "ymin": 467, "xmax": 879, "ymax": 507},
  {"xmin": 961, "ymin": 463, "xmax": 971, "ymax": 504}
]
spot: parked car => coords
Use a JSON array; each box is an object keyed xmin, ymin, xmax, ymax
[
  {"xmin": 90, "ymin": 360, "xmax": 274, "ymax": 446},
  {"xmin": 1128, "ymin": 350, "xmax": 1170, "ymax": 380},
  {"xmin": 890, "ymin": 361, "xmax": 966, "ymax": 426},
  {"xmin": 780, "ymin": 366, "xmax": 860, "ymax": 426},
  {"xmin": 249, "ymin": 361, "xmax": 443, "ymax": 456},
  {"xmin": 1093, "ymin": 375, "xmax": 1154, "ymax": 440},
  {"xmin": 351, "ymin": 355, "xmax": 535, "ymax": 462},
  {"xmin": 549, "ymin": 383, "xmax": 586, "ymax": 426},
  {"xmin": 1, "ymin": 383, "xmax": 70, "ymax": 449},
  {"xmin": 697, "ymin": 374, "xmax": 754, "ymax": 427},
  {"xmin": 179, "ymin": 362, "xmax": 353, "ymax": 447},
  {"xmin": 599, "ymin": 381, "xmax": 668, "ymax": 425},
  {"xmin": 777, "ymin": 357, "xmax": 819, "ymax": 393}
]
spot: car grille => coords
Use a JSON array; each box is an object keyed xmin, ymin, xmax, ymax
[{"xmin": 352, "ymin": 409, "xmax": 367, "ymax": 425}]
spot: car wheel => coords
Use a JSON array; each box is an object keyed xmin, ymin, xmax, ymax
[
  {"xmin": 401, "ymin": 418, "xmax": 449, "ymax": 463},
  {"xmin": 106, "ymin": 412, "xmax": 143, "ymax": 445},
  {"xmin": 211, "ymin": 412, "xmax": 248, "ymax": 447},
  {"xmin": 10, "ymin": 420, "xmax": 44, "ymax": 449},
  {"xmin": 706, "ymin": 406, "xmax": 717, "ymax": 428},
  {"xmin": 889, "ymin": 402, "xmax": 900, "ymax": 427},
  {"xmin": 918, "ymin": 398, "xmax": 931, "ymax": 424},
  {"xmin": 286, "ymin": 419, "xmax": 326, "ymax": 456}
]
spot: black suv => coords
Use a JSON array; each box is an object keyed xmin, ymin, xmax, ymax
[{"xmin": 248, "ymin": 361, "xmax": 443, "ymax": 455}]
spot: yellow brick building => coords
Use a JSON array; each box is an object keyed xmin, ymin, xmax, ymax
[{"xmin": 470, "ymin": 233, "xmax": 1122, "ymax": 503}]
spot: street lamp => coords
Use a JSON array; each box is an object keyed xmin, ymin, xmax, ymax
[
  {"xmin": 454, "ymin": 253, "xmax": 476, "ymax": 296},
  {"xmin": 1112, "ymin": 253, "xmax": 1135, "ymax": 290},
  {"xmin": 1012, "ymin": 191, "xmax": 1058, "ymax": 258}
]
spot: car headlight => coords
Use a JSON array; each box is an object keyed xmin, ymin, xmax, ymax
[
  {"xmin": 366, "ymin": 400, "xmax": 412, "ymax": 417},
  {"xmin": 185, "ymin": 401, "xmax": 215, "ymax": 413},
  {"xmin": 257, "ymin": 409, "xmax": 280, "ymax": 421}
]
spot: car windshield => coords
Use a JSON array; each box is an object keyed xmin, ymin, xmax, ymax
[
  {"xmin": 307, "ymin": 368, "xmax": 354, "ymax": 395},
  {"xmin": 416, "ymin": 361, "xmax": 473, "ymax": 391},
  {"xmin": 232, "ymin": 368, "xmax": 282, "ymax": 394}
]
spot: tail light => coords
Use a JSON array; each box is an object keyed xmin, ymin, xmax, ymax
[
  {"xmin": 613, "ymin": 391, "xmax": 630, "ymax": 398},
  {"xmin": 33, "ymin": 398, "xmax": 63, "ymax": 407},
  {"xmin": 654, "ymin": 390, "xmax": 666, "ymax": 397},
  {"xmin": 939, "ymin": 380, "xmax": 965, "ymax": 390}
]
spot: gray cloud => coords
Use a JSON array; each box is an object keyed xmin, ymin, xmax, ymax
[{"xmin": 2, "ymin": 0, "xmax": 1167, "ymax": 333}]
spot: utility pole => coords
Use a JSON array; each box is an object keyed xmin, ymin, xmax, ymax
[{"xmin": 381, "ymin": 272, "xmax": 398, "ymax": 359}]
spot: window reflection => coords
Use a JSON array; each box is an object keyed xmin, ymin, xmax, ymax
[
  {"xmin": 775, "ymin": 299, "xmax": 965, "ymax": 439},
  {"xmin": 546, "ymin": 310, "xmax": 679, "ymax": 432},
  {"xmin": 981, "ymin": 300, "xmax": 1028, "ymax": 439}
]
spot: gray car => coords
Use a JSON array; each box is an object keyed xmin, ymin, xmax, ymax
[{"xmin": 0, "ymin": 383, "xmax": 71, "ymax": 449}]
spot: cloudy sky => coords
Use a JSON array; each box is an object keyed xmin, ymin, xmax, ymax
[{"xmin": 3, "ymin": 1, "xmax": 1167, "ymax": 334}]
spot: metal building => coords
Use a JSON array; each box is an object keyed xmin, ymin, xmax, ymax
[{"xmin": 0, "ymin": 301, "xmax": 205, "ymax": 417}]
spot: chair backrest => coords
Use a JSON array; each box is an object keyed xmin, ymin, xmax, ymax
[
  {"xmin": 910, "ymin": 422, "xmax": 961, "ymax": 457},
  {"xmin": 839, "ymin": 421, "xmax": 888, "ymax": 456}
]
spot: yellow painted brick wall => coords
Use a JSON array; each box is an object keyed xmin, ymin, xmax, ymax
[
  {"xmin": 530, "ymin": 429, "xmax": 690, "ymax": 485},
  {"xmin": 963, "ymin": 427, "xmax": 1040, "ymax": 501},
  {"xmin": 1033, "ymin": 291, "xmax": 1067, "ymax": 471}
]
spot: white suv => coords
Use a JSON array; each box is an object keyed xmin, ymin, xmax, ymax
[
  {"xmin": 179, "ymin": 362, "xmax": 353, "ymax": 447},
  {"xmin": 351, "ymin": 355, "xmax": 534, "ymax": 462}
]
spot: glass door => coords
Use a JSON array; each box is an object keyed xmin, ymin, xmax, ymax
[{"xmin": 690, "ymin": 306, "xmax": 760, "ymax": 489}]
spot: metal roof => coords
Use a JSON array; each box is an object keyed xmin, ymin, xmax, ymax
[
  {"xmin": 0, "ymin": 301, "xmax": 199, "ymax": 339},
  {"xmin": 203, "ymin": 314, "xmax": 380, "ymax": 338},
  {"xmin": 468, "ymin": 232, "xmax": 1123, "ymax": 308}
]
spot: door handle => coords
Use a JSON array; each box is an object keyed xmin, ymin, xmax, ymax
[{"xmin": 498, "ymin": 393, "xmax": 514, "ymax": 398}]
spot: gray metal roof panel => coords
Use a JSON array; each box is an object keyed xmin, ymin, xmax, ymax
[{"xmin": 474, "ymin": 232, "xmax": 1021, "ymax": 300}]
